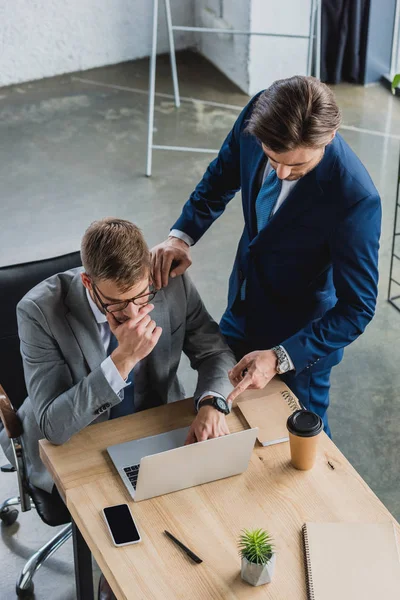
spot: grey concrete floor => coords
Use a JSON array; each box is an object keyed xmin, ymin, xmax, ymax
[{"xmin": 0, "ymin": 51, "xmax": 400, "ymax": 598}]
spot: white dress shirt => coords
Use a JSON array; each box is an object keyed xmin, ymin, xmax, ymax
[{"xmin": 169, "ymin": 160, "xmax": 297, "ymax": 371}]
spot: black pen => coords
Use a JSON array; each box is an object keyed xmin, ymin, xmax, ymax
[{"xmin": 164, "ymin": 530, "xmax": 203, "ymax": 564}]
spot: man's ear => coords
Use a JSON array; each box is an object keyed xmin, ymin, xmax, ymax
[{"xmin": 81, "ymin": 272, "xmax": 91, "ymax": 291}]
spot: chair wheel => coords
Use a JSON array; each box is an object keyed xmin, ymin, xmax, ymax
[
  {"xmin": 0, "ymin": 507, "xmax": 19, "ymax": 526},
  {"xmin": 16, "ymin": 581, "xmax": 34, "ymax": 598}
]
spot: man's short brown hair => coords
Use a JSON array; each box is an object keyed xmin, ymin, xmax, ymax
[
  {"xmin": 81, "ymin": 218, "xmax": 150, "ymax": 292},
  {"xmin": 246, "ymin": 76, "xmax": 341, "ymax": 153}
]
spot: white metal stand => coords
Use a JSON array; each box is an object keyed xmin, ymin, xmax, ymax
[{"xmin": 146, "ymin": 0, "xmax": 322, "ymax": 176}]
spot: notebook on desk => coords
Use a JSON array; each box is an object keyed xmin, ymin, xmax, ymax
[
  {"xmin": 302, "ymin": 522, "xmax": 400, "ymax": 600},
  {"xmin": 237, "ymin": 390, "xmax": 301, "ymax": 446}
]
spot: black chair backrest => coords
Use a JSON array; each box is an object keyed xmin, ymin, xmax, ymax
[{"xmin": 0, "ymin": 252, "xmax": 82, "ymax": 411}]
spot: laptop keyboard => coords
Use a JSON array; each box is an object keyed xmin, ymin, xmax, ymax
[{"xmin": 124, "ymin": 464, "xmax": 140, "ymax": 490}]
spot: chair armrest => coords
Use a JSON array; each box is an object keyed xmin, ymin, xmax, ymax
[{"xmin": 0, "ymin": 385, "xmax": 23, "ymax": 438}]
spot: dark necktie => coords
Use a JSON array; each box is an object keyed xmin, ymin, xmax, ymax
[{"xmin": 107, "ymin": 333, "xmax": 135, "ymax": 419}]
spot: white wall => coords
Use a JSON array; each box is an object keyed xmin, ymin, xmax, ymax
[
  {"xmin": 194, "ymin": 0, "xmax": 251, "ymax": 94},
  {"xmin": 193, "ymin": 0, "xmax": 313, "ymax": 96},
  {"xmin": 0, "ymin": 0, "xmax": 195, "ymax": 87},
  {"xmin": 248, "ymin": 0, "xmax": 312, "ymax": 95}
]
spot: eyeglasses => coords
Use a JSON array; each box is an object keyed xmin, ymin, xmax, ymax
[{"xmin": 92, "ymin": 282, "xmax": 157, "ymax": 314}]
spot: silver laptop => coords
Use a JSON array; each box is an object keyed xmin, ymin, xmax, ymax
[{"xmin": 107, "ymin": 426, "xmax": 258, "ymax": 501}]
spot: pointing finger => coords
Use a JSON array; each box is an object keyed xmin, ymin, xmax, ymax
[{"xmin": 226, "ymin": 372, "xmax": 253, "ymax": 404}]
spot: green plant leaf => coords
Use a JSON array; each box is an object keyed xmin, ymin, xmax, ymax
[
  {"xmin": 392, "ymin": 74, "xmax": 400, "ymax": 95},
  {"xmin": 238, "ymin": 528, "xmax": 275, "ymax": 565}
]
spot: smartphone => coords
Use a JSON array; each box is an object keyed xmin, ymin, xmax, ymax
[{"xmin": 102, "ymin": 503, "xmax": 141, "ymax": 547}]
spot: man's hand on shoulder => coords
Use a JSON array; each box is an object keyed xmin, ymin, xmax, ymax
[
  {"xmin": 184, "ymin": 401, "xmax": 230, "ymax": 445},
  {"xmin": 151, "ymin": 237, "xmax": 192, "ymax": 290}
]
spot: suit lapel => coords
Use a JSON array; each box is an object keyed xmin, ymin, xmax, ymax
[
  {"xmin": 65, "ymin": 272, "xmax": 105, "ymax": 372},
  {"xmin": 248, "ymin": 144, "xmax": 267, "ymax": 240},
  {"xmin": 249, "ymin": 165, "xmax": 324, "ymax": 252}
]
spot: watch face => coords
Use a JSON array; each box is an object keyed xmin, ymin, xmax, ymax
[
  {"xmin": 278, "ymin": 360, "xmax": 289, "ymax": 374},
  {"xmin": 216, "ymin": 397, "xmax": 227, "ymax": 412}
]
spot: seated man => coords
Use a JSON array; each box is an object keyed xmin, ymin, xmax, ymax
[{"xmin": 1, "ymin": 218, "xmax": 235, "ymax": 598}]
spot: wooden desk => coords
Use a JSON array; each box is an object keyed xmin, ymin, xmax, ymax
[{"xmin": 40, "ymin": 379, "xmax": 400, "ymax": 600}]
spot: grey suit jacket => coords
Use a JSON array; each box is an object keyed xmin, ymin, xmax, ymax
[{"xmin": 0, "ymin": 269, "xmax": 235, "ymax": 493}]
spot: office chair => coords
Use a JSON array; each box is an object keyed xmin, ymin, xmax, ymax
[{"xmin": 0, "ymin": 251, "xmax": 82, "ymax": 598}]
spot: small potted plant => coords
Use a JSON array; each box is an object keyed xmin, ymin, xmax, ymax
[{"xmin": 238, "ymin": 528, "xmax": 276, "ymax": 586}]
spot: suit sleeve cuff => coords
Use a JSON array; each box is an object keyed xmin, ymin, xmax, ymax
[
  {"xmin": 195, "ymin": 391, "xmax": 225, "ymax": 413},
  {"xmin": 169, "ymin": 229, "xmax": 195, "ymax": 247},
  {"xmin": 101, "ymin": 357, "xmax": 129, "ymax": 396}
]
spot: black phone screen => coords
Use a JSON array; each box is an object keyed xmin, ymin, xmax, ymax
[{"xmin": 103, "ymin": 504, "xmax": 140, "ymax": 545}]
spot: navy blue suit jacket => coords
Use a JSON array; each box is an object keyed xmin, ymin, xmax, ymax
[{"xmin": 172, "ymin": 95, "xmax": 381, "ymax": 375}]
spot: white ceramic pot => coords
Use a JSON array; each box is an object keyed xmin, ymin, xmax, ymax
[{"xmin": 241, "ymin": 553, "xmax": 276, "ymax": 586}]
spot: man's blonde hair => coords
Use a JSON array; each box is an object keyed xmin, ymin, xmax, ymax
[{"xmin": 81, "ymin": 218, "xmax": 150, "ymax": 292}]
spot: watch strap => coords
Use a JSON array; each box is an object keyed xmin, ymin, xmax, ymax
[
  {"xmin": 272, "ymin": 345, "xmax": 291, "ymax": 374},
  {"xmin": 197, "ymin": 396, "xmax": 230, "ymax": 415}
]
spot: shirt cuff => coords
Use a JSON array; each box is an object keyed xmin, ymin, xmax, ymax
[
  {"xmin": 195, "ymin": 391, "xmax": 226, "ymax": 413},
  {"xmin": 279, "ymin": 345, "xmax": 295, "ymax": 371},
  {"xmin": 101, "ymin": 356, "xmax": 130, "ymax": 396},
  {"xmin": 169, "ymin": 229, "xmax": 195, "ymax": 247}
]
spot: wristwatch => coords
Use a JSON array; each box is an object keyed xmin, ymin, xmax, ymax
[
  {"xmin": 272, "ymin": 346, "xmax": 291, "ymax": 375},
  {"xmin": 198, "ymin": 396, "xmax": 231, "ymax": 415}
]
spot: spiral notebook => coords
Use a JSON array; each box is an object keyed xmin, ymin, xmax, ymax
[
  {"xmin": 302, "ymin": 522, "xmax": 400, "ymax": 600},
  {"xmin": 237, "ymin": 390, "xmax": 301, "ymax": 446}
]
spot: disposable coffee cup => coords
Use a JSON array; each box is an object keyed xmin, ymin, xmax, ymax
[{"xmin": 286, "ymin": 410, "xmax": 323, "ymax": 471}]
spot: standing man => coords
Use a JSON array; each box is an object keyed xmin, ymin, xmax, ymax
[{"xmin": 152, "ymin": 76, "xmax": 381, "ymax": 436}]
